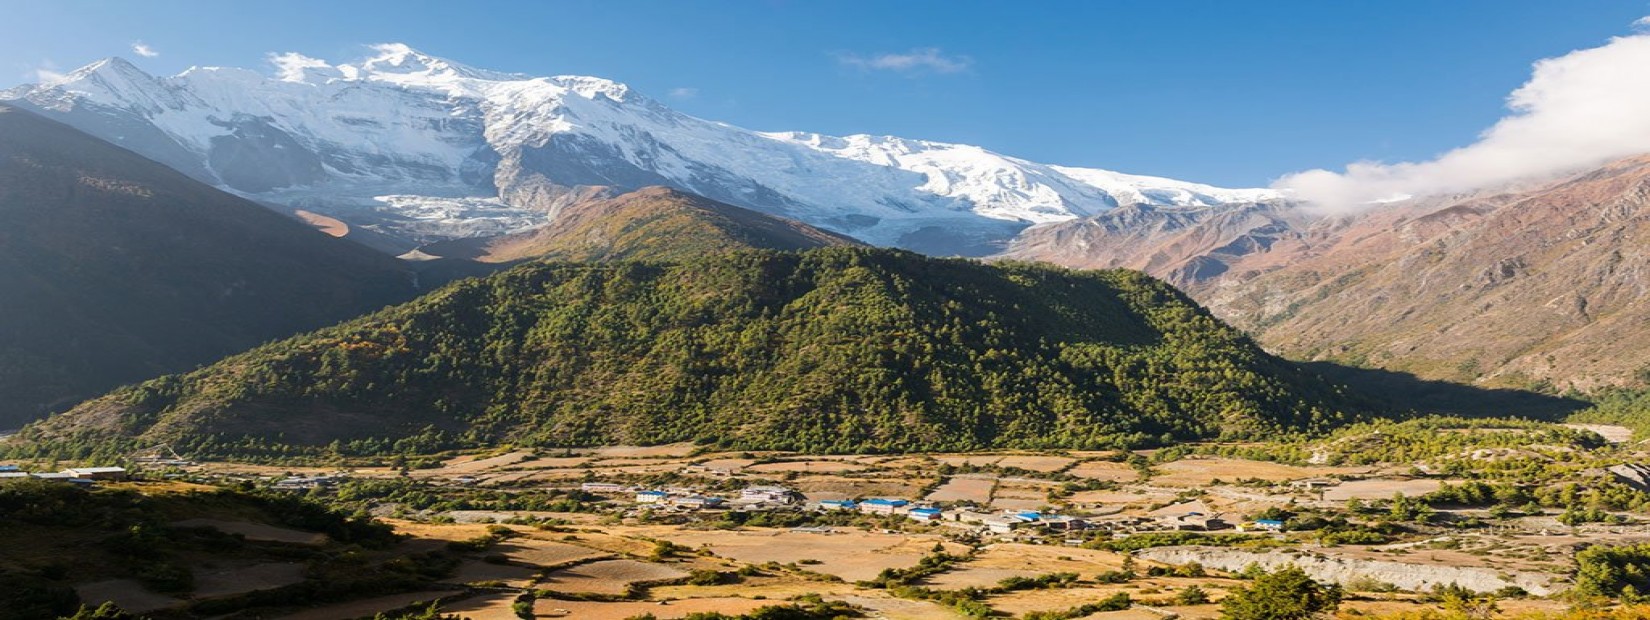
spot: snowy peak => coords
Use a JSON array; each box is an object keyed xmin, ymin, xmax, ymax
[
  {"xmin": 2, "ymin": 45, "xmax": 1277, "ymax": 255},
  {"xmin": 352, "ymin": 43, "xmax": 527, "ymax": 83},
  {"xmin": 27, "ymin": 56, "xmax": 179, "ymax": 113}
]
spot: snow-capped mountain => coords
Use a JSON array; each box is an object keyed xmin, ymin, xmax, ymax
[{"xmin": 1, "ymin": 44, "xmax": 1278, "ymax": 254}]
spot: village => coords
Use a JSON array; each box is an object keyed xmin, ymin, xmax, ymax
[{"xmin": 9, "ymin": 426, "xmax": 1650, "ymax": 619}]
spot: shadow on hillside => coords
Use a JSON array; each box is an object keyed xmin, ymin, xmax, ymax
[{"xmin": 1303, "ymin": 362, "xmax": 1589, "ymax": 421}]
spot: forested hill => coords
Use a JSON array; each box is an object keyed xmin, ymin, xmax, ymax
[{"xmin": 10, "ymin": 248, "xmax": 1364, "ymax": 459}]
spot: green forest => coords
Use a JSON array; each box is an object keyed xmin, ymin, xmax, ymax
[{"xmin": 7, "ymin": 248, "xmax": 1365, "ymax": 460}]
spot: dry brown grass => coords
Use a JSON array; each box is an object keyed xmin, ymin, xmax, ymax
[
  {"xmin": 828, "ymin": 593, "xmax": 966, "ymax": 620},
  {"xmin": 1322, "ymin": 478, "xmax": 1448, "ymax": 501},
  {"xmin": 532, "ymin": 597, "xmax": 772, "ymax": 619},
  {"xmin": 293, "ymin": 209, "xmax": 349, "ymax": 237},
  {"xmin": 926, "ymin": 477, "xmax": 995, "ymax": 503},
  {"xmin": 788, "ymin": 474, "xmax": 932, "ymax": 499},
  {"xmin": 996, "ymin": 455, "xmax": 1076, "ymax": 472},
  {"xmin": 450, "ymin": 559, "xmax": 541, "ymax": 587},
  {"xmin": 1068, "ymin": 461, "xmax": 1139, "ymax": 482},
  {"xmin": 986, "ymin": 584, "xmax": 1138, "ymax": 615},
  {"xmin": 192, "ymin": 562, "xmax": 306, "ymax": 597},
  {"xmin": 273, "ymin": 590, "xmax": 461, "ymax": 620},
  {"xmin": 495, "ymin": 539, "xmax": 613, "ymax": 568},
  {"xmin": 588, "ymin": 443, "xmax": 699, "ymax": 458},
  {"xmin": 746, "ymin": 460, "xmax": 868, "ymax": 474},
  {"xmin": 1151, "ymin": 457, "xmax": 1364, "ymax": 487},
  {"xmin": 436, "ymin": 592, "xmax": 523, "ymax": 620},
  {"xmin": 540, "ymin": 559, "xmax": 689, "ymax": 595},
  {"xmin": 648, "ymin": 528, "xmax": 963, "ymax": 582}
]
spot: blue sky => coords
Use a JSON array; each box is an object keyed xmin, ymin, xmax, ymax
[{"xmin": 2, "ymin": 1, "xmax": 1646, "ymax": 187}]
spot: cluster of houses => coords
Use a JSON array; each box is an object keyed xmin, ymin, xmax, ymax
[
  {"xmin": 567, "ymin": 480, "xmax": 1294, "ymax": 539},
  {"xmin": 0, "ymin": 464, "xmax": 127, "ymax": 486},
  {"xmin": 580, "ymin": 482, "xmax": 802, "ymax": 511},
  {"xmin": 815, "ymin": 497, "xmax": 1090, "ymax": 535}
]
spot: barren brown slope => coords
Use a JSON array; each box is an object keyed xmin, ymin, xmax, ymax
[
  {"xmin": 0, "ymin": 104, "xmax": 418, "ymax": 427},
  {"xmin": 1207, "ymin": 155, "xmax": 1650, "ymax": 390},
  {"xmin": 999, "ymin": 200, "xmax": 1315, "ymax": 288},
  {"xmin": 417, "ymin": 186, "xmax": 863, "ymax": 263}
]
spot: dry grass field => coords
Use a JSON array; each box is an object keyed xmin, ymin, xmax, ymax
[
  {"xmin": 191, "ymin": 562, "xmax": 306, "ymax": 597},
  {"xmin": 650, "ymin": 528, "xmax": 963, "ymax": 582},
  {"xmin": 996, "ymin": 455, "xmax": 1076, "ymax": 472},
  {"xmin": 1150, "ymin": 457, "xmax": 1366, "ymax": 487},
  {"xmin": 539, "ymin": 559, "xmax": 690, "ymax": 595},
  {"xmin": 170, "ymin": 518, "xmax": 329, "ymax": 545},
  {"xmin": 450, "ymin": 559, "xmax": 542, "ymax": 587},
  {"xmin": 1067, "ymin": 460, "xmax": 1139, "ymax": 482},
  {"xmin": 925, "ymin": 476, "xmax": 995, "ymax": 503},
  {"xmin": 274, "ymin": 590, "xmax": 461, "ymax": 620},
  {"xmin": 746, "ymin": 460, "xmax": 868, "ymax": 474},
  {"xmin": 531, "ymin": 597, "xmax": 774, "ymax": 619},
  {"xmin": 1321, "ymin": 478, "xmax": 1449, "ymax": 501}
]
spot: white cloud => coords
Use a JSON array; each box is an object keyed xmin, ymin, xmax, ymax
[
  {"xmin": 1636, "ymin": 15, "xmax": 1650, "ymax": 30},
  {"xmin": 131, "ymin": 42, "xmax": 159, "ymax": 58},
  {"xmin": 668, "ymin": 87, "xmax": 699, "ymax": 100},
  {"xmin": 1277, "ymin": 17, "xmax": 1650, "ymax": 212},
  {"xmin": 268, "ymin": 52, "xmax": 338, "ymax": 82},
  {"xmin": 28, "ymin": 59, "xmax": 65, "ymax": 83},
  {"xmin": 838, "ymin": 48, "xmax": 972, "ymax": 74}
]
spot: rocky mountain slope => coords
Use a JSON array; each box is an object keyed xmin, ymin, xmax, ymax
[
  {"xmin": 0, "ymin": 104, "xmax": 417, "ymax": 428},
  {"xmin": 1006, "ymin": 156, "xmax": 1650, "ymax": 390},
  {"xmin": 1205, "ymin": 156, "xmax": 1650, "ymax": 389},
  {"xmin": 416, "ymin": 186, "xmax": 861, "ymax": 263},
  {"xmin": 0, "ymin": 45, "xmax": 1275, "ymax": 255},
  {"xmin": 7, "ymin": 248, "xmax": 1361, "ymax": 458},
  {"xmin": 999, "ymin": 200, "xmax": 1314, "ymax": 288}
]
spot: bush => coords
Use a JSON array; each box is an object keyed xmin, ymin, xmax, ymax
[
  {"xmin": 1175, "ymin": 585, "xmax": 1210, "ymax": 605},
  {"xmin": 1219, "ymin": 566, "xmax": 1341, "ymax": 620}
]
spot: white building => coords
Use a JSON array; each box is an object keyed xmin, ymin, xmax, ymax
[
  {"xmin": 741, "ymin": 485, "xmax": 795, "ymax": 503},
  {"xmin": 62, "ymin": 467, "xmax": 127, "ymax": 481},
  {"xmin": 635, "ymin": 490, "xmax": 669, "ymax": 504}
]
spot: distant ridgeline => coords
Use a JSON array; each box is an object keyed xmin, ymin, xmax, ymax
[{"xmin": 5, "ymin": 248, "xmax": 1365, "ymax": 460}]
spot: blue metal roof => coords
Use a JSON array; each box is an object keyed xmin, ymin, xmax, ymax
[
  {"xmin": 862, "ymin": 498, "xmax": 909, "ymax": 506},
  {"xmin": 1255, "ymin": 519, "xmax": 1286, "ymax": 525},
  {"xmin": 910, "ymin": 508, "xmax": 942, "ymax": 515}
]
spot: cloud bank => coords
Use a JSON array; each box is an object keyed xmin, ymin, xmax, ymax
[
  {"xmin": 131, "ymin": 42, "xmax": 159, "ymax": 58},
  {"xmin": 1277, "ymin": 19, "xmax": 1650, "ymax": 211},
  {"xmin": 838, "ymin": 48, "xmax": 971, "ymax": 74}
]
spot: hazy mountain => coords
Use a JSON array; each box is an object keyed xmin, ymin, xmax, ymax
[
  {"xmin": 0, "ymin": 104, "xmax": 417, "ymax": 428},
  {"xmin": 8, "ymin": 248, "xmax": 1360, "ymax": 458},
  {"xmin": 0, "ymin": 45, "xmax": 1275, "ymax": 256}
]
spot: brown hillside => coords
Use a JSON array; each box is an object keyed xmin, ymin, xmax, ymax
[{"xmin": 0, "ymin": 104, "xmax": 417, "ymax": 427}]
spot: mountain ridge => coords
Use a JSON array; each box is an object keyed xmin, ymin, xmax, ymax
[
  {"xmin": 415, "ymin": 186, "xmax": 862, "ymax": 263},
  {"xmin": 1, "ymin": 44, "xmax": 1276, "ymax": 255}
]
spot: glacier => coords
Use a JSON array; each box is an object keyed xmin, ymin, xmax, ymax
[{"xmin": 1, "ymin": 43, "xmax": 1278, "ymax": 255}]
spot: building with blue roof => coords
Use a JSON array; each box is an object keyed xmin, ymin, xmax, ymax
[{"xmin": 859, "ymin": 498, "xmax": 910, "ymax": 514}]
